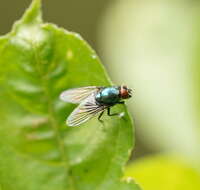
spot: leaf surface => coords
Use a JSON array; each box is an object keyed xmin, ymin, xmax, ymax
[{"xmin": 0, "ymin": 1, "xmax": 140, "ymax": 190}]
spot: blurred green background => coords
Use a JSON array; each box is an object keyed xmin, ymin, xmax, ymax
[{"xmin": 1, "ymin": 0, "xmax": 200, "ymax": 189}]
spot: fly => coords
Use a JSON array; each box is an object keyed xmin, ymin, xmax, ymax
[{"xmin": 60, "ymin": 85, "xmax": 132, "ymax": 127}]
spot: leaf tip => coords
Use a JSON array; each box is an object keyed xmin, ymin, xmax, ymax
[{"xmin": 21, "ymin": 0, "xmax": 42, "ymax": 25}]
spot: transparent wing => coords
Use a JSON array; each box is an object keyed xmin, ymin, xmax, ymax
[
  {"xmin": 60, "ymin": 86, "xmax": 100, "ymax": 104},
  {"xmin": 67, "ymin": 94, "xmax": 107, "ymax": 127}
]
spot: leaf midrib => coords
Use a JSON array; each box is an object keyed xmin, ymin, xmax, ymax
[{"xmin": 30, "ymin": 38, "xmax": 76, "ymax": 190}]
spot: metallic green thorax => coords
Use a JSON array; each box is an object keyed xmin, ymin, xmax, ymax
[{"xmin": 95, "ymin": 87, "xmax": 120, "ymax": 105}]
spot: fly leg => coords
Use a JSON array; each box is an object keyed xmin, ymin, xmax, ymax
[
  {"xmin": 98, "ymin": 111, "xmax": 104, "ymax": 122},
  {"xmin": 107, "ymin": 102, "xmax": 125, "ymax": 118},
  {"xmin": 107, "ymin": 107, "xmax": 120, "ymax": 116},
  {"xmin": 98, "ymin": 111, "xmax": 107, "ymax": 131},
  {"xmin": 118, "ymin": 101, "xmax": 125, "ymax": 104}
]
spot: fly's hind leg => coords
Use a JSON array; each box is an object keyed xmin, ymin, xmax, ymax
[
  {"xmin": 98, "ymin": 111, "xmax": 104, "ymax": 123},
  {"xmin": 98, "ymin": 111, "xmax": 107, "ymax": 131}
]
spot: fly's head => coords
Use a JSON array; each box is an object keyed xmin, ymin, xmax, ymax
[{"xmin": 119, "ymin": 85, "xmax": 132, "ymax": 99}]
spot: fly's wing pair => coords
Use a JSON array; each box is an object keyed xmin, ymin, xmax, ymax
[
  {"xmin": 60, "ymin": 86, "xmax": 108, "ymax": 126},
  {"xmin": 67, "ymin": 94, "xmax": 108, "ymax": 126}
]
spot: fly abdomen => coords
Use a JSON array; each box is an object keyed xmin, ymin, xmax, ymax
[{"xmin": 95, "ymin": 87, "xmax": 120, "ymax": 105}]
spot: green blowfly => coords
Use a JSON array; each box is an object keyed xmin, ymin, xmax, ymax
[{"xmin": 60, "ymin": 85, "xmax": 132, "ymax": 126}]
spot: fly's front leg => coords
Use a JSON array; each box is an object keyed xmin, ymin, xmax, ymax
[
  {"xmin": 118, "ymin": 101, "xmax": 125, "ymax": 104},
  {"xmin": 107, "ymin": 107, "xmax": 120, "ymax": 116},
  {"xmin": 107, "ymin": 104, "xmax": 125, "ymax": 118}
]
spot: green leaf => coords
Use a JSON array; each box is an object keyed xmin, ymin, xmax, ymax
[{"xmin": 0, "ymin": 0, "xmax": 140, "ymax": 190}]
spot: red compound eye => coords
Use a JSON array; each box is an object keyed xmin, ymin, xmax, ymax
[{"xmin": 120, "ymin": 86, "xmax": 129, "ymax": 99}]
